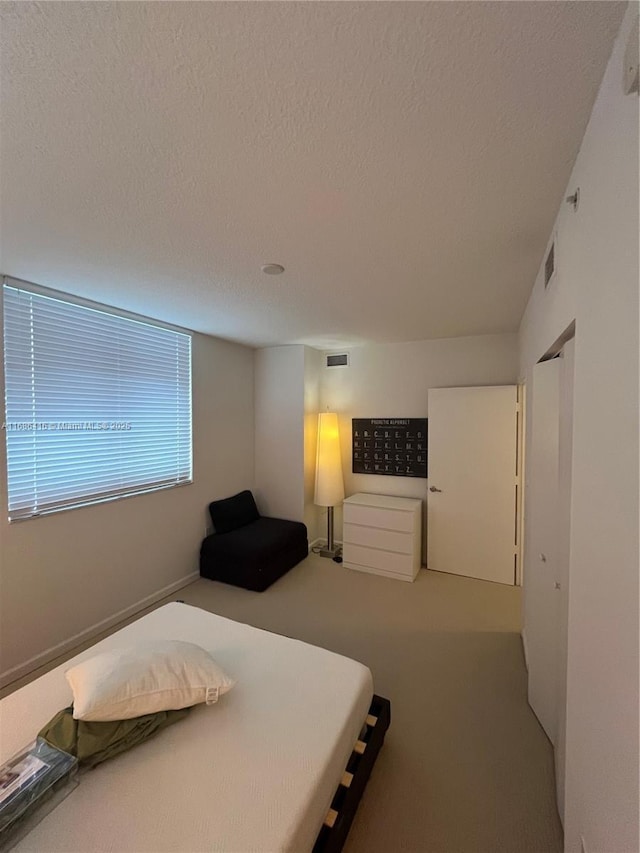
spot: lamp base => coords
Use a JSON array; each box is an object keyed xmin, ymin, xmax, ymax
[{"xmin": 319, "ymin": 544, "xmax": 342, "ymax": 559}]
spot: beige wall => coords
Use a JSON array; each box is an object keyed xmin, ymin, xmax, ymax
[
  {"xmin": 253, "ymin": 346, "xmax": 305, "ymax": 522},
  {"xmin": 320, "ymin": 333, "xmax": 519, "ymax": 556},
  {"xmin": 0, "ymin": 327, "xmax": 255, "ymax": 683},
  {"xmin": 303, "ymin": 347, "xmax": 321, "ymax": 542},
  {"xmin": 253, "ymin": 344, "xmax": 321, "ymax": 540},
  {"xmin": 519, "ymin": 7, "xmax": 639, "ymax": 851}
]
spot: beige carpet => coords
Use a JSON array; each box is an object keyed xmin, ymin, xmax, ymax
[
  {"xmin": 166, "ymin": 557, "xmax": 563, "ymax": 853},
  {"xmin": 4, "ymin": 556, "xmax": 563, "ymax": 853}
]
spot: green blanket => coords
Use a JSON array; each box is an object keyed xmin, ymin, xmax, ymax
[{"xmin": 39, "ymin": 706, "xmax": 190, "ymax": 769}]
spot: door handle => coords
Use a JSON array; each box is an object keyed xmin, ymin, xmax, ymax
[{"xmin": 429, "ymin": 486, "xmax": 442, "ymax": 493}]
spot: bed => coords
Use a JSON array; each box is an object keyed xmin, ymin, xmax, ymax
[{"xmin": 0, "ymin": 602, "xmax": 389, "ymax": 852}]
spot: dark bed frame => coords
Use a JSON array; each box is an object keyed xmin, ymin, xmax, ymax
[{"xmin": 313, "ymin": 694, "xmax": 391, "ymax": 853}]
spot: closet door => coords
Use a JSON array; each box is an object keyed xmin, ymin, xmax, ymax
[
  {"xmin": 555, "ymin": 338, "xmax": 574, "ymax": 821},
  {"xmin": 525, "ymin": 342, "xmax": 574, "ymax": 821},
  {"xmin": 525, "ymin": 357, "xmax": 561, "ymax": 744}
]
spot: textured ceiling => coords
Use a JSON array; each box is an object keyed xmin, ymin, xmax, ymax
[{"xmin": 0, "ymin": 1, "xmax": 626, "ymax": 348}]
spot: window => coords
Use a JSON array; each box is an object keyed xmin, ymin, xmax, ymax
[{"xmin": 3, "ymin": 279, "xmax": 192, "ymax": 520}]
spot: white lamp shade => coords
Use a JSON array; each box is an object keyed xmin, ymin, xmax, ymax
[{"xmin": 314, "ymin": 412, "xmax": 345, "ymax": 507}]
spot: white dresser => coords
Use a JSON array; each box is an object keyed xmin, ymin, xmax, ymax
[{"xmin": 342, "ymin": 493, "xmax": 422, "ymax": 582}]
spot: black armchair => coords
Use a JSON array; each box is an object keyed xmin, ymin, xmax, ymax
[{"xmin": 199, "ymin": 490, "xmax": 308, "ymax": 592}]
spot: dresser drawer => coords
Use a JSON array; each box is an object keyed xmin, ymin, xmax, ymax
[
  {"xmin": 343, "ymin": 523, "xmax": 413, "ymax": 555},
  {"xmin": 343, "ymin": 503, "xmax": 415, "ymax": 533},
  {"xmin": 343, "ymin": 543, "xmax": 415, "ymax": 577}
]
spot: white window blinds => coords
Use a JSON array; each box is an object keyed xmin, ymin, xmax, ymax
[{"xmin": 3, "ymin": 280, "xmax": 192, "ymax": 520}]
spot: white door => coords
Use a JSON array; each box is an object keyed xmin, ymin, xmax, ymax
[
  {"xmin": 524, "ymin": 342, "xmax": 574, "ymax": 818},
  {"xmin": 525, "ymin": 357, "xmax": 561, "ymax": 744},
  {"xmin": 427, "ymin": 386, "xmax": 517, "ymax": 585}
]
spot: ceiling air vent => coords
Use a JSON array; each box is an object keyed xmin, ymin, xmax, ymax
[
  {"xmin": 544, "ymin": 241, "xmax": 555, "ymax": 289},
  {"xmin": 326, "ymin": 353, "xmax": 349, "ymax": 368}
]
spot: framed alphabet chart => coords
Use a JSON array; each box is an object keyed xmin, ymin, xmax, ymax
[{"xmin": 352, "ymin": 418, "xmax": 428, "ymax": 478}]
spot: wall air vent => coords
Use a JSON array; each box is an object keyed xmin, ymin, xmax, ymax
[
  {"xmin": 544, "ymin": 240, "xmax": 555, "ymax": 289},
  {"xmin": 326, "ymin": 353, "xmax": 349, "ymax": 368}
]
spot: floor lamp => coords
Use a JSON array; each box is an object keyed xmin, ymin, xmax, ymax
[{"xmin": 315, "ymin": 412, "xmax": 345, "ymax": 559}]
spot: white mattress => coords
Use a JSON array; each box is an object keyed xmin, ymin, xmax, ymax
[{"xmin": 0, "ymin": 603, "xmax": 373, "ymax": 852}]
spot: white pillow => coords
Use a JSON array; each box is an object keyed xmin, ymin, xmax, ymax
[{"xmin": 65, "ymin": 639, "xmax": 235, "ymax": 722}]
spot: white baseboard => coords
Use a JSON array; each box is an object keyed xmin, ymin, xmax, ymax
[
  {"xmin": 0, "ymin": 571, "xmax": 199, "ymax": 689},
  {"xmin": 521, "ymin": 629, "xmax": 529, "ymax": 671}
]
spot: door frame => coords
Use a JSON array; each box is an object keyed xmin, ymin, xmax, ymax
[{"xmin": 515, "ymin": 381, "xmax": 526, "ymax": 587}]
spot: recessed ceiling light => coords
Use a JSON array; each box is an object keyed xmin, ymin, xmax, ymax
[{"xmin": 261, "ymin": 263, "xmax": 285, "ymax": 275}]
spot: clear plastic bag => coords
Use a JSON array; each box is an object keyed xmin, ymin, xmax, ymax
[{"xmin": 0, "ymin": 738, "xmax": 78, "ymax": 850}]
